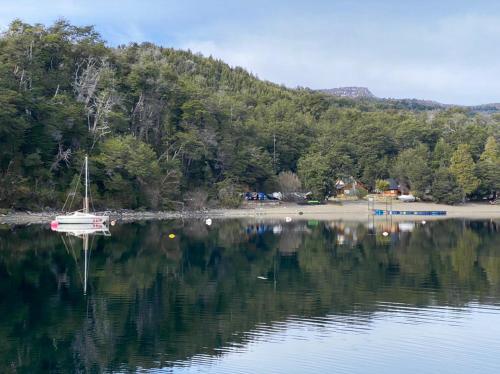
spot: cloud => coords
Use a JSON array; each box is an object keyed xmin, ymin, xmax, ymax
[
  {"xmin": 100, "ymin": 23, "xmax": 148, "ymax": 45},
  {"xmin": 181, "ymin": 10, "xmax": 500, "ymax": 105},
  {"xmin": 1, "ymin": 0, "xmax": 500, "ymax": 104}
]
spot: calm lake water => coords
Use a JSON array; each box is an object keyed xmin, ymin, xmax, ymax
[{"xmin": 1, "ymin": 218, "xmax": 500, "ymax": 373}]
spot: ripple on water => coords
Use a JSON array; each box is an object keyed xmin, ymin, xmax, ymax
[{"xmin": 165, "ymin": 303, "xmax": 500, "ymax": 374}]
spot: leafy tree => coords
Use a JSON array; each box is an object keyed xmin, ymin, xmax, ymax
[
  {"xmin": 297, "ymin": 153, "xmax": 330, "ymax": 198},
  {"xmin": 93, "ymin": 135, "xmax": 172, "ymax": 208},
  {"xmin": 477, "ymin": 136, "xmax": 500, "ymax": 198},
  {"xmin": 375, "ymin": 179, "xmax": 390, "ymax": 192},
  {"xmin": 0, "ymin": 90, "xmax": 28, "ymax": 169},
  {"xmin": 431, "ymin": 167, "xmax": 465, "ymax": 204},
  {"xmin": 431, "ymin": 138, "xmax": 452, "ymax": 169},
  {"xmin": 392, "ymin": 143, "xmax": 431, "ymax": 198},
  {"xmin": 449, "ymin": 144, "xmax": 480, "ymax": 197}
]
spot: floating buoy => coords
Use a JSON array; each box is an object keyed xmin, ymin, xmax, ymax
[
  {"xmin": 110, "ymin": 220, "xmax": 116, "ymax": 226},
  {"xmin": 168, "ymin": 233, "xmax": 176, "ymax": 239},
  {"xmin": 382, "ymin": 231, "xmax": 389, "ymax": 237},
  {"xmin": 50, "ymin": 220, "xmax": 59, "ymax": 230},
  {"xmin": 285, "ymin": 216, "xmax": 292, "ymax": 222},
  {"xmin": 422, "ymin": 220, "xmax": 426, "ymax": 225},
  {"xmin": 205, "ymin": 218, "xmax": 212, "ymax": 226}
]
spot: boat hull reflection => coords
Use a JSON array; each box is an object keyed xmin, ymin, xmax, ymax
[{"xmin": 51, "ymin": 223, "xmax": 110, "ymax": 236}]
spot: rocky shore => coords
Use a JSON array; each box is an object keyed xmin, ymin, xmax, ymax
[
  {"xmin": 1, "ymin": 201, "xmax": 499, "ymax": 226},
  {"xmin": 0, "ymin": 209, "xmax": 222, "ymax": 225}
]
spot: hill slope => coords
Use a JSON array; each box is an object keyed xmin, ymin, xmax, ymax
[{"xmin": 0, "ymin": 20, "xmax": 499, "ymax": 210}]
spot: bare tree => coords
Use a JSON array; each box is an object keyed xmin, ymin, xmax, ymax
[
  {"xmin": 74, "ymin": 57, "xmax": 100, "ymax": 104},
  {"xmin": 50, "ymin": 144, "xmax": 72, "ymax": 171},
  {"xmin": 73, "ymin": 57, "xmax": 120, "ymax": 141},
  {"xmin": 131, "ymin": 92, "xmax": 165, "ymax": 143},
  {"xmin": 277, "ymin": 171, "xmax": 302, "ymax": 193}
]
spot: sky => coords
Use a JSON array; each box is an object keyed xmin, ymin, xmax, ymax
[{"xmin": 1, "ymin": 0, "xmax": 500, "ymax": 105}]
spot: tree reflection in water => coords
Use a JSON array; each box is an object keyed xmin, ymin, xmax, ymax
[{"xmin": 0, "ymin": 219, "xmax": 499, "ymax": 372}]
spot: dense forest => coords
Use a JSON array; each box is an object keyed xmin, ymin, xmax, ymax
[{"xmin": 1, "ymin": 20, "xmax": 499, "ymax": 210}]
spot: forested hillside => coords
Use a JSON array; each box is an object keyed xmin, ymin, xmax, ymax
[{"xmin": 1, "ymin": 20, "xmax": 499, "ymax": 210}]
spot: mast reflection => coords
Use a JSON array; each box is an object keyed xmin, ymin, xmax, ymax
[{"xmin": 52, "ymin": 223, "xmax": 110, "ymax": 294}]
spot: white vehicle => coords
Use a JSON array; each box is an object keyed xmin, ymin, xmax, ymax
[
  {"xmin": 398, "ymin": 194, "xmax": 416, "ymax": 202},
  {"xmin": 54, "ymin": 155, "xmax": 109, "ymax": 225}
]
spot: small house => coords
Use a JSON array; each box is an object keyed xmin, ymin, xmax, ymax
[
  {"xmin": 335, "ymin": 178, "xmax": 368, "ymax": 197},
  {"xmin": 382, "ymin": 178, "xmax": 401, "ymax": 197}
]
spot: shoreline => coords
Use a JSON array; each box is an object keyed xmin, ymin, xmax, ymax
[{"xmin": 1, "ymin": 201, "xmax": 499, "ymax": 225}]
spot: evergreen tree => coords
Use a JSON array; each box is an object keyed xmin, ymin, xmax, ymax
[
  {"xmin": 431, "ymin": 138, "xmax": 452, "ymax": 169},
  {"xmin": 449, "ymin": 144, "xmax": 480, "ymax": 197}
]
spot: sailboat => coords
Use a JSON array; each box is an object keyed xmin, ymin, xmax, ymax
[{"xmin": 52, "ymin": 155, "xmax": 109, "ymax": 226}]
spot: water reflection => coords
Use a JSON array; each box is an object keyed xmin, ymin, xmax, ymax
[
  {"xmin": 52, "ymin": 223, "xmax": 111, "ymax": 295},
  {"xmin": 0, "ymin": 219, "xmax": 499, "ymax": 372}
]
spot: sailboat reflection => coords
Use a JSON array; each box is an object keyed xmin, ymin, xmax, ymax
[{"xmin": 51, "ymin": 223, "xmax": 110, "ymax": 294}]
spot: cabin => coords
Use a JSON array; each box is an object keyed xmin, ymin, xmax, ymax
[
  {"xmin": 335, "ymin": 178, "xmax": 369, "ymax": 197},
  {"xmin": 382, "ymin": 178, "xmax": 401, "ymax": 197}
]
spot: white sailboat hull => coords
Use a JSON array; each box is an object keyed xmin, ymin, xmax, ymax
[{"xmin": 55, "ymin": 212, "xmax": 109, "ymax": 225}]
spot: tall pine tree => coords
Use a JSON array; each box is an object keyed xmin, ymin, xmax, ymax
[{"xmin": 449, "ymin": 144, "xmax": 480, "ymax": 197}]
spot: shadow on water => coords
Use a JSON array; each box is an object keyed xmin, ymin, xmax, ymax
[{"xmin": 0, "ymin": 218, "xmax": 499, "ymax": 372}]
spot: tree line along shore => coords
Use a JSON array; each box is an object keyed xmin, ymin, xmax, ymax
[{"xmin": 1, "ymin": 20, "xmax": 499, "ymax": 212}]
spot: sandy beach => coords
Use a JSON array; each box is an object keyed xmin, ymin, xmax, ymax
[
  {"xmin": 222, "ymin": 201, "xmax": 500, "ymax": 221},
  {"xmin": 1, "ymin": 200, "xmax": 499, "ymax": 225}
]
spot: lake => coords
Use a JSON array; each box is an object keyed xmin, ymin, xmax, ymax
[{"xmin": 0, "ymin": 218, "xmax": 499, "ymax": 373}]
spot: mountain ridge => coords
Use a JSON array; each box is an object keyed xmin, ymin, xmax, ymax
[
  {"xmin": 319, "ymin": 87, "xmax": 375, "ymax": 99},
  {"xmin": 319, "ymin": 86, "xmax": 500, "ymax": 113}
]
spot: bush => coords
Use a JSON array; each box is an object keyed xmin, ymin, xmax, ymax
[
  {"xmin": 185, "ymin": 189, "xmax": 209, "ymax": 210},
  {"xmin": 216, "ymin": 180, "xmax": 242, "ymax": 208},
  {"xmin": 353, "ymin": 188, "xmax": 368, "ymax": 199}
]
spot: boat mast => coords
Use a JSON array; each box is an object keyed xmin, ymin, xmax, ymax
[{"xmin": 84, "ymin": 155, "xmax": 89, "ymax": 213}]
